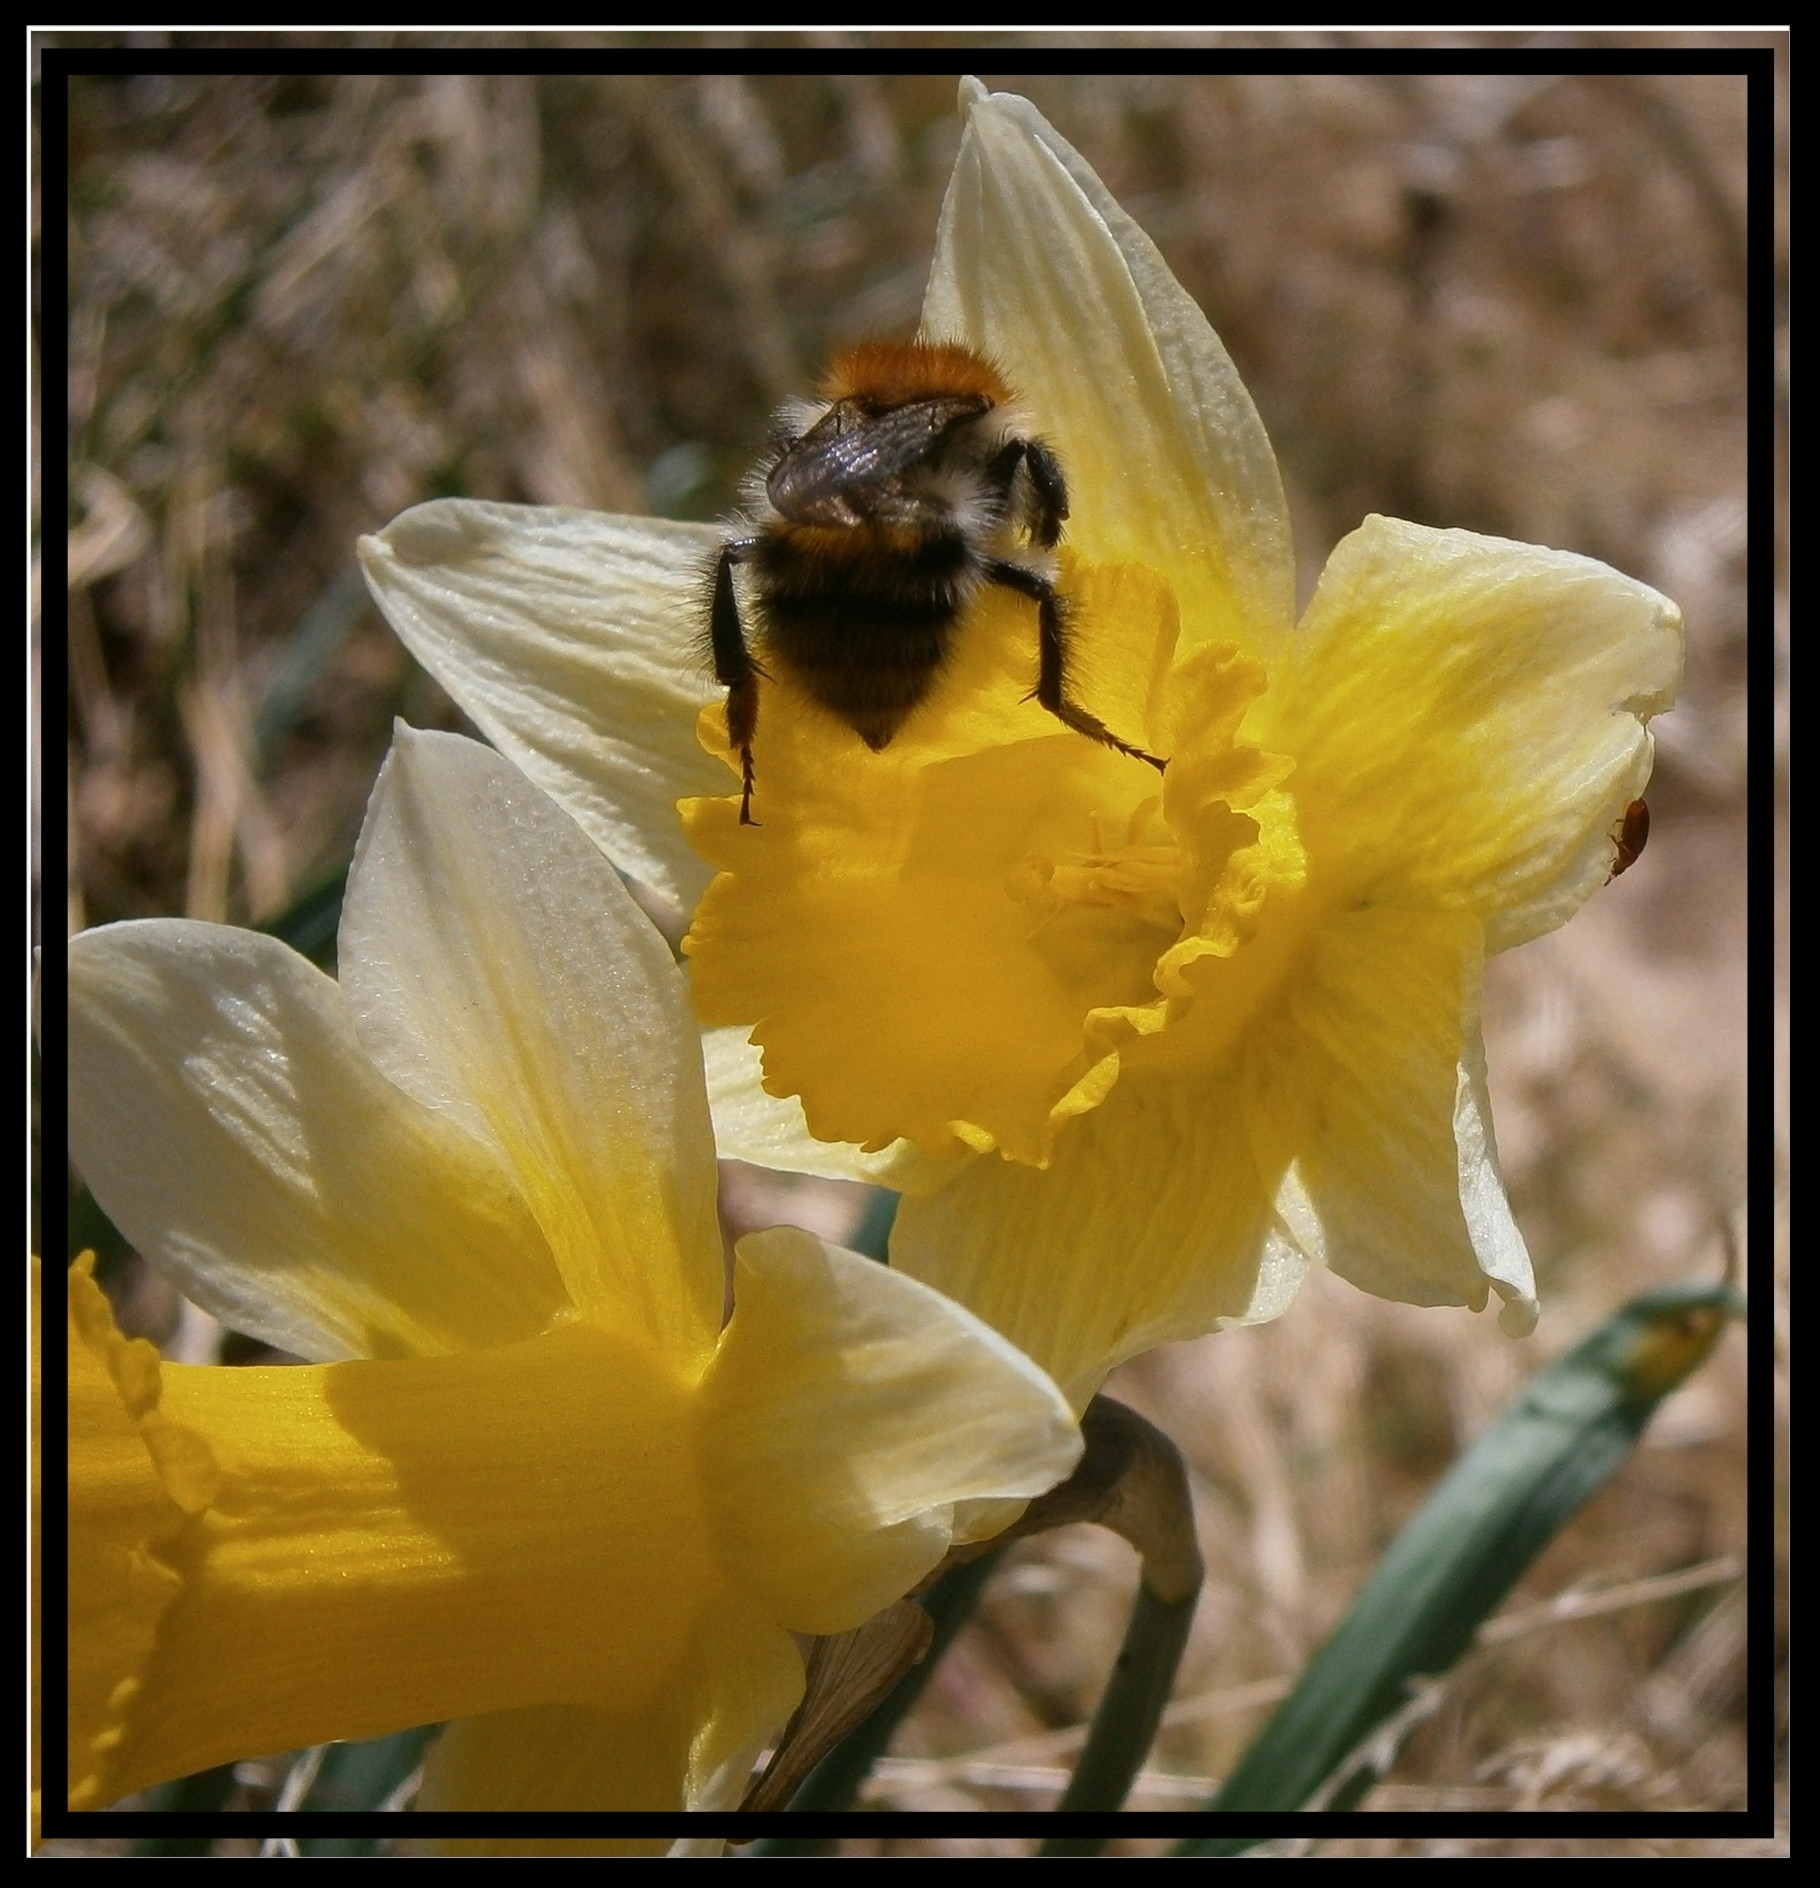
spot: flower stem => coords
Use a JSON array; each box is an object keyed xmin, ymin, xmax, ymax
[{"xmin": 1033, "ymin": 1398, "xmax": 1202, "ymax": 1849}]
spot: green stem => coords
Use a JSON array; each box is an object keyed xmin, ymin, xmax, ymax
[
  {"xmin": 1039, "ymin": 1580, "xmax": 1199, "ymax": 1850},
  {"xmin": 1035, "ymin": 1402, "xmax": 1203, "ymax": 1853}
]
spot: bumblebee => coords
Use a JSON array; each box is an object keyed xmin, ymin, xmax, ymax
[{"xmin": 708, "ymin": 340, "xmax": 1165, "ymax": 823}]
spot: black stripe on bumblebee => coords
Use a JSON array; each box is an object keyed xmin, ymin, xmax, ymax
[{"xmin": 706, "ymin": 340, "xmax": 1166, "ymax": 825}]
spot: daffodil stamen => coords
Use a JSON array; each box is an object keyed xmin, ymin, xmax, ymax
[{"xmin": 1014, "ymin": 785, "xmax": 1186, "ymax": 933}]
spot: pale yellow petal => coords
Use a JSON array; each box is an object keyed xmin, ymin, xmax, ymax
[
  {"xmin": 420, "ymin": 1599, "xmax": 800, "ymax": 1820},
  {"xmin": 341, "ymin": 730, "xmax": 722, "ymax": 1358},
  {"xmin": 69, "ymin": 922, "xmax": 564, "ymax": 1362},
  {"xmin": 891, "ymin": 1079, "xmax": 1298, "ymax": 1411},
  {"xmin": 925, "ymin": 82, "xmax": 1294, "ymax": 662},
  {"xmin": 1253, "ymin": 900, "xmax": 1536, "ymax": 1320},
  {"xmin": 702, "ymin": 1024, "xmax": 946, "ymax": 1195},
  {"xmin": 70, "ymin": 1279, "xmax": 726, "ymax": 1806},
  {"xmin": 1269, "ymin": 516, "xmax": 1682, "ymax": 954},
  {"xmin": 358, "ymin": 499, "xmax": 726, "ymax": 915},
  {"xmin": 703, "ymin": 1228, "xmax": 1080, "ymax": 1633}
]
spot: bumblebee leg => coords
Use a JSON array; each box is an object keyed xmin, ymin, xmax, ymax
[
  {"xmin": 1020, "ymin": 439, "xmax": 1070, "ymax": 549},
  {"xmin": 986, "ymin": 438, "xmax": 1070, "ymax": 549},
  {"xmin": 711, "ymin": 540, "xmax": 764, "ymax": 824},
  {"xmin": 988, "ymin": 559, "xmax": 1167, "ymax": 773}
]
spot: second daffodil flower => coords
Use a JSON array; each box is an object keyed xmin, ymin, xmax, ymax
[
  {"xmin": 65, "ymin": 728, "xmax": 1080, "ymax": 1818},
  {"xmin": 359, "ymin": 84, "xmax": 1683, "ymax": 1411}
]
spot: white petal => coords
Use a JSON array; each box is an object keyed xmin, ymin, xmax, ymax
[
  {"xmin": 68, "ymin": 921, "xmax": 565, "ymax": 1361},
  {"xmin": 926, "ymin": 83, "xmax": 1294, "ymax": 662},
  {"xmin": 359, "ymin": 499, "xmax": 727, "ymax": 914},
  {"xmin": 340, "ymin": 729, "xmax": 724, "ymax": 1355},
  {"xmin": 1455, "ymin": 1024, "xmax": 1539, "ymax": 1336}
]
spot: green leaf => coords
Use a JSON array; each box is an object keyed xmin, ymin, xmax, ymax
[
  {"xmin": 1174, "ymin": 1279, "xmax": 1743, "ymax": 1846},
  {"xmin": 849, "ymin": 1187, "xmax": 900, "ymax": 1262}
]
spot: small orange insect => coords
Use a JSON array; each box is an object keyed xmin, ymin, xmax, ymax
[{"xmin": 1606, "ymin": 797, "xmax": 1650, "ymax": 882}]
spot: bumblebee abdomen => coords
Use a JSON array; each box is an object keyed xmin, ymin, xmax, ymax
[{"xmin": 750, "ymin": 527, "xmax": 979, "ymax": 747}]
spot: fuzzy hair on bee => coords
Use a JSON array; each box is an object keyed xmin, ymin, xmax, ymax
[{"xmin": 705, "ymin": 340, "xmax": 1165, "ymax": 824}]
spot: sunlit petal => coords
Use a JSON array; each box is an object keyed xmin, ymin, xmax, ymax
[
  {"xmin": 703, "ymin": 1025, "xmax": 942, "ymax": 1194},
  {"xmin": 704, "ymin": 1228, "xmax": 1080, "ymax": 1630},
  {"xmin": 342, "ymin": 730, "xmax": 722, "ymax": 1357},
  {"xmin": 893, "ymin": 1081, "xmax": 1303, "ymax": 1413},
  {"xmin": 359, "ymin": 499, "xmax": 723, "ymax": 914},
  {"xmin": 69, "ymin": 925, "xmax": 562, "ymax": 1362},
  {"xmin": 926, "ymin": 81, "xmax": 1295, "ymax": 664},
  {"xmin": 1272, "ymin": 515, "xmax": 1682, "ymax": 953},
  {"xmin": 1253, "ymin": 902, "xmax": 1537, "ymax": 1325}
]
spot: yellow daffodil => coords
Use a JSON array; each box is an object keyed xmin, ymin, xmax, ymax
[
  {"xmin": 358, "ymin": 84, "xmax": 1681, "ymax": 1411},
  {"xmin": 64, "ymin": 728, "xmax": 1080, "ymax": 1819}
]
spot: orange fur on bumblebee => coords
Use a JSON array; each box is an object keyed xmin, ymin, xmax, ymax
[
  {"xmin": 707, "ymin": 340, "xmax": 1166, "ymax": 824},
  {"xmin": 1606, "ymin": 797, "xmax": 1650, "ymax": 882}
]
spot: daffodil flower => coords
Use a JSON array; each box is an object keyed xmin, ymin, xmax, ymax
[
  {"xmin": 358, "ymin": 85, "xmax": 1682, "ymax": 1411},
  {"xmin": 64, "ymin": 728, "xmax": 1080, "ymax": 1818}
]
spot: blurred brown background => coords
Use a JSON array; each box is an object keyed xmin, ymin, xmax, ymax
[{"xmin": 55, "ymin": 45, "xmax": 1781, "ymax": 1855}]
